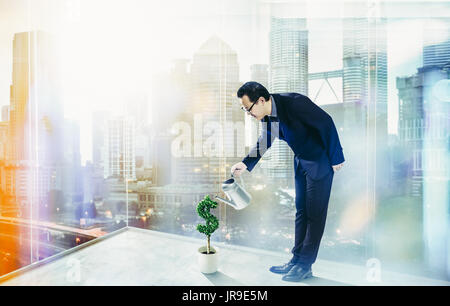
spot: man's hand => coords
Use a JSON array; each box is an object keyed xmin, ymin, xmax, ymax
[
  {"xmin": 231, "ymin": 162, "xmax": 247, "ymax": 177},
  {"xmin": 332, "ymin": 162, "xmax": 344, "ymax": 172}
]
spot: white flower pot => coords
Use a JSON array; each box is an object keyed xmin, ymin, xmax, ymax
[{"xmin": 197, "ymin": 246, "xmax": 219, "ymax": 274}]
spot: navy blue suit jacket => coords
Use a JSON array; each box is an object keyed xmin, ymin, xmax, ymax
[{"xmin": 242, "ymin": 93, "xmax": 345, "ymax": 181}]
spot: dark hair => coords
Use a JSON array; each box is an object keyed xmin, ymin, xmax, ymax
[{"xmin": 237, "ymin": 81, "xmax": 270, "ymax": 103}]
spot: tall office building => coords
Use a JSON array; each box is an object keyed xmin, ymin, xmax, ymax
[
  {"xmin": 176, "ymin": 35, "xmax": 243, "ymax": 185},
  {"xmin": 270, "ymin": 17, "xmax": 308, "ymax": 95},
  {"xmin": 104, "ymin": 116, "xmax": 136, "ymax": 180},
  {"xmin": 62, "ymin": 120, "xmax": 83, "ymax": 202},
  {"xmin": 268, "ymin": 17, "xmax": 308, "ymax": 186},
  {"xmin": 8, "ymin": 31, "xmax": 64, "ymax": 216},
  {"xmin": 188, "ymin": 35, "xmax": 243, "ymax": 234},
  {"xmin": 9, "ymin": 34, "xmax": 28, "ymax": 162},
  {"xmin": 341, "ymin": 14, "xmax": 389, "ymax": 257},
  {"xmin": 342, "ymin": 18, "xmax": 388, "ymax": 110},
  {"xmin": 170, "ymin": 58, "xmax": 192, "ymax": 114},
  {"xmin": 423, "ymin": 20, "xmax": 450, "ymax": 67},
  {"xmin": 128, "ymin": 95, "xmax": 152, "ymax": 171},
  {"xmin": 420, "ymin": 22, "xmax": 450, "ymax": 277},
  {"xmin": 342, "ymin": 17, "xmax": 389, "ymax": 176},
  {"xmin": 92, "ymin": 110, "xmax": 111, "ymax": 174},
  {"xmin": 10, "ymin": 31, "xmax": 64, "ymax": 163},
  {"xmin": 423, "ymin": 39, "xmax": 450, "ymax": 67},
  {"xmin": 396, "ymin": 72, "xmax": 424, "ymax": 197},
  {"xmin": 149, "ymin": 59, "xmax": 191, "ymax": 186},
  {"xmin": 396, "ymin": 63, "xmax": 450, "ymax": 276},
  {"xmin": 343, "ymin": 18, "xmax": 365, "ymax": 105},
  {"xmin": 396, "ymin": 59, "xmax": 450, "ymax": 196}
]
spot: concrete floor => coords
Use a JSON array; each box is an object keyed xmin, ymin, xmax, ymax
[{"xmin": 1, "ymin": 227, "xmax": 449, "ymax": 286}]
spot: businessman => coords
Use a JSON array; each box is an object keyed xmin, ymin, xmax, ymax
[{"xmin": 231, "ymin": 82, "xmax": 345, "ymax": 282}]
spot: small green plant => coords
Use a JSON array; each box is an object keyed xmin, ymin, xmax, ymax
[{"xmin": 196, "ymin": 195, "xmax": 219, "ymax": 254}]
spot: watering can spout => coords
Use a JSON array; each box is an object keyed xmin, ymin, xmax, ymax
[{"xmin": 214, "ymin": 196, "xmax": 238, "ymax": 209}]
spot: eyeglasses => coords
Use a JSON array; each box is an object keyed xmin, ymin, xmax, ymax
[{"xmin": 240, "ymin": 100, "xmax": 257, "ymax": 114}]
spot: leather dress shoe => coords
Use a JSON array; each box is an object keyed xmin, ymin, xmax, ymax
[
  {"xmin": 269, "ymin": 258, "xmax": 298, "ymax": 274},
  {"xmin": 282, "ymin": 264, "xmax": 313, "ymax": 282}
]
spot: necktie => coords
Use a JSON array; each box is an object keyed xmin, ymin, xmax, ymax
[{"xmin": 269, "ymin": 116, "xmax": 279, "ymax": 122}]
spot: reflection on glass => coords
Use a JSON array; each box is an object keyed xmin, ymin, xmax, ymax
[{"xmin": 0, "ymin": 0, "xmax": 448, "ymax": 283}]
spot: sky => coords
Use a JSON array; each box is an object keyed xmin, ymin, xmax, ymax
[{"xmin": 0, "ymin": 0, "xmax": 449, "ymax": 164}]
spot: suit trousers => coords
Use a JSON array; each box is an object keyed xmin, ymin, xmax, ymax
[{"xmin": 291, "ymin": 156, "xmax": 334, "ymax": 268}]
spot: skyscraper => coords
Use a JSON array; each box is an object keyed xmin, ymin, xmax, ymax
[
  {"xmin": 268, "ymin": 17, "xmax": 309, "ymax": 186},
  {"xmin": 423, "ymin": 20, "xmax": 450, "ymax": 67},
  {"xmin": 104, "ymin": 116, "xmax": 136, "ymax": 181},
  {"xmin": 127, "ymin": 95, "xmax": 152, "ymax": 171},
  {"xmin": 396, "ymin": 63, "xmax": 450, "ymax": 277},
  {"xmin": 92, "ymin": 110, "xmax": 111, "ymax": 174},
  {"xmin": 10, "ymin": 33, "xmax": 30, "ymax": 162},
  {"xmin": 396, "ymin": 72, "xmax": 424, "ymax": 197},
  {"xmin": 423, "ymin": 40, "xmax": 450, "ymax": 67},
  {"xmin": 62, "ymin": 120, "xmax": 83, "ymax": 202},
  {"xmin": 342, "ymin": 17, "xmax": 389, "ymax": 176},
  {"xmin": 8, "ymin": 31, "xmax": 65, "ymax": 217},
  {"xmin": 10, "ymin": 31, "xmax": 64, "ymax": 163},
  {"xmin": 270, "ymin": 17, "xmax": 309, "ymax": 95},
  {"xmin": 342, "ymin": 17, "xmax": 388, "ymax": 111},
  {"xmin": 150, "ymin": 59, "xmax": 192, "ymax": 186},
  {"xmin": 176, "ymin": 35, "xmax": 243, "ymax": 185},
  {"xmin": 342, "ymin": 15, "xmax": 389, "ymax": 257}
]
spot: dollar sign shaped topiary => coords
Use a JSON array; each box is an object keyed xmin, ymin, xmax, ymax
[{"xmin": 196, "ymin": 195, "xmax": 219, "ymax": 254}]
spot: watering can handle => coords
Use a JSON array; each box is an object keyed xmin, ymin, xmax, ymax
[{"xmin": 231, "ymin": 172, "xmax": 244, "ymax": 185}]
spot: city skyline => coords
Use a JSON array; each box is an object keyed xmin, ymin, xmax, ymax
[
  {"xmin": 0, "ymin": 0, "xmax": 449, "ymax": 282},
  {"xmin": 0, "ymin": 24, "xmax": 445, "ymax": 166},
  {"xmin": 1, "ymin": 1, "xmax": 448, "ymax": 166}
]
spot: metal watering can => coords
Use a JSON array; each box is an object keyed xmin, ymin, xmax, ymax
[{"xmin": 215, "ymin": 174, "xmax": 252, "ymax": 210}]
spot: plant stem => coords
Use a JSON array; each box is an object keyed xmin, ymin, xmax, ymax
[{"xmin": 207, "ymin": 235, "xmax": 210, "ymax": 254}]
